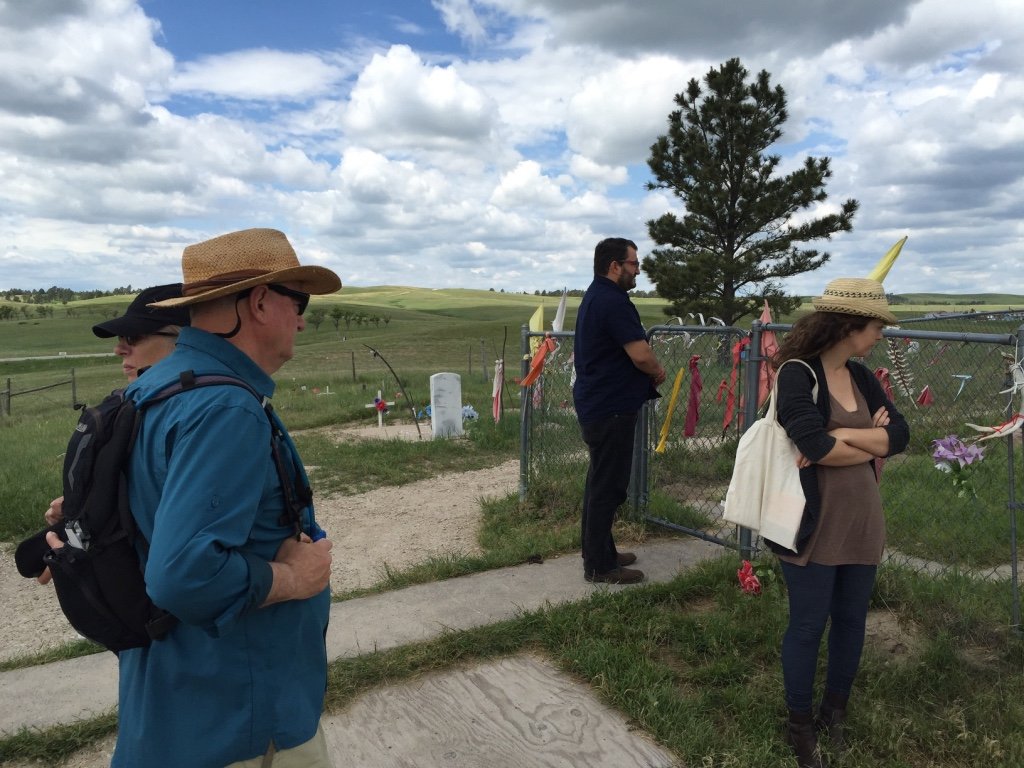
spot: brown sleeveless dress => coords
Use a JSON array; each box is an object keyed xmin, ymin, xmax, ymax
[{"xmin": 778, "ymin": 385, "xmax": 885, "ymax": 567}]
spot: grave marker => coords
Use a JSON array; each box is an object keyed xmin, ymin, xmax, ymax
[
  {"xmin": 364, "ymin": 390, "xmax": 395, "ymax": 428},
  {"xmin": 429, "ymin": 372, "xmax": 463, "ymax": 439}
]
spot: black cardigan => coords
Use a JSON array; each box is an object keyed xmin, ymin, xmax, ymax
[{"xmin": 768, "ymin": 356, "xmax": 910, "ymax": 555}]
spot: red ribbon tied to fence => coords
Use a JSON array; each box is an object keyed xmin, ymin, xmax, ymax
[
  {"xmin": 721, "ymin": 337, "xmax": 749, "ymax": 432},
  {"xmin": 916, "ymin": 385, "xmax": 934, "ymax": 406},
  {"xmin": 874, "ymin": 367, "xmax": 894, "ymax": 401}
]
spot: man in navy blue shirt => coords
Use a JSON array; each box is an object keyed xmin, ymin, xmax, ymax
[{"xmin": 573, "ymin": 238, "xmax": 666, "ymax": 583}]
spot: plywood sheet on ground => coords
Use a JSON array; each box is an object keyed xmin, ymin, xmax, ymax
[{"xmin": 323, "ymin": 653, "xmax": 676, "ymax": 767}]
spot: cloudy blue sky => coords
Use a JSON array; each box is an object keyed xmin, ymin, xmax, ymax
[{"xmin": 0, "ymin": 0, "xmax": 1020, "ymax": 297}]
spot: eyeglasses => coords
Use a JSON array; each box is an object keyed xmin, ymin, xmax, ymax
[
  {"xmin": 119, "ymin": 331, "xmax": 179, "ymax": 347},
  {"xmin": 619, "ymin": 259, "xmax": 640, "ymax": 267},
  {"xmin": 267, "ymin": 284, "xmax": 310, "ymax": 316}
]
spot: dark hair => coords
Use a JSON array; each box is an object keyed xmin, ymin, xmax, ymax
[
  {"xmin": 593, "ymin": 237, "xmax": 637, "ymax": 276},
  {"xmin": 771, "ymin": 312, "xmax": 873, "ymax": 367}
]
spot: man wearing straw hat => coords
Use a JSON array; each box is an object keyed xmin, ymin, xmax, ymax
[{"xmin": 109, "ymin": 229, "xmax": 339, "ymax": 767}]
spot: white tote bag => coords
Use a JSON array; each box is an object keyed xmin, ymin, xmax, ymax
[{"xmin": 722, "ymin": 359, "xmax": 818, "ymax": 551}]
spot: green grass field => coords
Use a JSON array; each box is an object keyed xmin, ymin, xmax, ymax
[{"xmin": 2, "ymin": 287, "xmax": 1023, "ymax": 767}]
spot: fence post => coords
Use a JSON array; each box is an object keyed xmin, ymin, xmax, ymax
[
  {"xmin": 1008, "ymin": 325, "xmax": 1024, "ymax": 635},
  {"xmin": 2, "ymin": 377, "xmax": 9, "ymax": 416},
  {"xmin": 351, "ymin": 351, "xmax": 356, "ymax": 382},
  {"xmin": 480, "ymin": 338, "xmax": 488, "ymax": 382},
  {"xmin": 518, "ymin": 324, "xmax": 531, "ymax": 502},
  {"xmin": 70, "ymin": 368, "xmax": 77, "ymax": 409}
]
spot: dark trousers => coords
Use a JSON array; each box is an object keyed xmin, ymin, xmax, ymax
[
  {"xmin": 579, "ymin": 411, "xmax": 638, "ymax": 575},
  {"xmin": 780, "ymin": 560, "xmax": 877, "ymax": 712}
]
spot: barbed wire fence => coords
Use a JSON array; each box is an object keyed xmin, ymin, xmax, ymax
[
  {"xmin": 520, "ymin": 321, "xmax": 1023, "ymax": 633},
  {"xmin": 0, "ymin": 369, "xmax": 80, "ymax": 416}
]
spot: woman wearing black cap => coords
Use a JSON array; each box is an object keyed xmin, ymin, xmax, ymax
[
  {"xmin": 39, "ymin": 284, "xmax": 190, "ymax": 536},
  {"xmin": 91, "ymin": 283, "xmax": 192, "ymax": 384}
]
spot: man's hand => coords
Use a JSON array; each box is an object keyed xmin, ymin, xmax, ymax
[
  {"xmin": 44, "ymin": 496, "xmax": 64, "ymax": 526},
  {"xmin": 623, "ymin": 340, "xmax": 665, "ymax": 386},
  {"xmin": 36, "ymin": 531, "xmax": 65, "ymax": 585},
  {"xmin": 263, "ymin": 534, "xmax": 333, "ymax": 606}
]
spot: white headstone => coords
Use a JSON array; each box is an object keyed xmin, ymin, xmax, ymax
[{"xmin": 429, "ymin": 372, "xmax": 464, "ymax": 439}]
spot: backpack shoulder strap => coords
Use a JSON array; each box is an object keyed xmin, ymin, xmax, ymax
[
  {"xmin": 141, "ymin": 370, "xmax": 268, "ymax": 411},
  {"xmin": 134, "ymin": 370, "xmax": 307, "ymax": 540}
]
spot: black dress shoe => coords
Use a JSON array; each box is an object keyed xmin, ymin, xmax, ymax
[{"xmin": 616, "ymin": 551, "xmax": 637, "ymax": 567}]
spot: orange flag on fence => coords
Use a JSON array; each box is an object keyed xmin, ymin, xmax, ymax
[{"xmin": 520, "ymin": 335, "xmax": 557, "ymax": 387}]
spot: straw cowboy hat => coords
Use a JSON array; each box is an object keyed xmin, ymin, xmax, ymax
[
  {"xmin": 150, "ymin": 228, "xmax": 341, "ymax": 308},
  {"xmin": 812, "ymin": 277, "xmax": 897, "ymax": 324}
]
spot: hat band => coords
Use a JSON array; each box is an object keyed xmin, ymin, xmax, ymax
[
  {"xmin": 183, "ymin": 270, "xmax": 272, "ymax": 295},
  {"xmin": 820, "ymin": 289, "xmax": 885, "ymax": 300}
]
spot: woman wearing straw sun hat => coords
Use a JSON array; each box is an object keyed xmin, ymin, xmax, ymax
[{"xmin": 768, "ymin": 276, "xmax": 910, "ymax": 767}]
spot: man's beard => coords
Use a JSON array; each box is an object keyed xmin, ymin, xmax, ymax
[{"xmin": 617, "ymin": 271, "xmax": 636, "ymax": 291}]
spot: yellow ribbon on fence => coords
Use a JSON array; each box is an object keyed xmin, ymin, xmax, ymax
[{"xmin": 655, "ymin": 367, "xmax": 686, "ymax": 454}]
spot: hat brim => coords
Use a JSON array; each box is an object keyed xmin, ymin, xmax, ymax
[
  {"xmin": 149, "ymin": 266, "xmax": 341, "ymax": 308},
  {"xmin": 811, "ymin": 301, "xmax": 898, "ymax": 325},
  {"xmin": 92, "ymin": 315, "xmax": 179, "ymax": 339}
]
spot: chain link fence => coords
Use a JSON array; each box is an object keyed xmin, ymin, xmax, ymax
[{"xmin": 520, "ymin": 322, "xmax": 1023, "ymax": 631}]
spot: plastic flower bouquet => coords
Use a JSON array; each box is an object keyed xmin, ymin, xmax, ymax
[
  {"xmin": 736, "ymin": 560, "xmax": 762, "ymax": 595},
  {"xmin": 932, "ymin": 435, "xmax": 985, "ymax": 499}
]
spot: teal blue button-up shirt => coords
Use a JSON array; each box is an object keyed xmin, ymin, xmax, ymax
[{"xmin": 115, "ymin": 327, "xmax": 329, "ymax": 768}]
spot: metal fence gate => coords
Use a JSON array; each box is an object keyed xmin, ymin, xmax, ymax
[{"xmin": 520, "ymin": 321, "xmax": 1023, "ymax": 631}]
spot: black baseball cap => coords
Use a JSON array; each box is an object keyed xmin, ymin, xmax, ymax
[{"xmin": 92, "ymin": 283, "xmax": 192, "ymax": 339}]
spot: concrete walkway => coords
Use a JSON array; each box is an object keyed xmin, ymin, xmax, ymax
[{"xmin": 1, "ymin": 537, "xmax": 721, "ymax": 758}]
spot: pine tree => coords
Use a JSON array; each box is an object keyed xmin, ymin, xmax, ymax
[{"xmin": 645, "ymin": 58, "xmax": 858, "ymax": 325}]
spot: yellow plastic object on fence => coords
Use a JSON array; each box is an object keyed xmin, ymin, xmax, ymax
[{"xmin": 654, "ymin": 367, "xmax": 686, "ymax": 454}]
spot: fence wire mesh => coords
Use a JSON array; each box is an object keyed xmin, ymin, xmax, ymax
[{"xmin": 521, "ymin": 322, "xmax": 1023, "ymax": 630}]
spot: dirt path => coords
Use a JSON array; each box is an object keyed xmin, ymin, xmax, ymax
[{"xmin": 0, "ymin": 448, "xmax": 519, "ymax": 665}]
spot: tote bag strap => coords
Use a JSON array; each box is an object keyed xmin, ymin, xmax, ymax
[{"xmin": 765, "ymin": 358, "xmax": 818, "ymax": 421}]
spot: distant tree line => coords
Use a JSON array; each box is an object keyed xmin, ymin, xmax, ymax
[
  {"xmin": 1, "ymin": 286, "xmax": 137, "ymax": 304},
  {"xmin": 527, "ymin": 288, "xmax": 661, "ymax": 299}
]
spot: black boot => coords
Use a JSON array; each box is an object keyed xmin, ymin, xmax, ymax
[
  {"xmin": 787, "ymin": 709, "xmax": 828, "ymax": 768},
  {"xmin": 816, "ymin": 690, "xmax": 849, "ymax": 755}
]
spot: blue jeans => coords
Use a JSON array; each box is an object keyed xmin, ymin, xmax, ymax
[
  {"xmin": 579, "ymin": 411, "xmax": 638, "ymax": 575},
  {"xmin": 780, "ymin": 561, "xmax": 877, "ymax": 713}
]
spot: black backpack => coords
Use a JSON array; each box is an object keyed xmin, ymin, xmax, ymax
[{"xmin": 15, "ymin": 371, "xmax": 311, "ymax": 653}]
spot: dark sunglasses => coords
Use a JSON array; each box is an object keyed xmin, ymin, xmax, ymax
[
  {"xmin": 266, "ymin": 284, "xmax": 310, "ymax": 316},
  {"xmin": 119, "ymin": 331, "xmax": 179, "ymax": 347}
]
